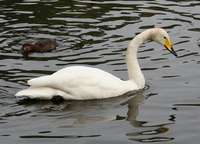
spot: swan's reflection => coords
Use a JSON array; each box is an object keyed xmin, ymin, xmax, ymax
[{"xmin": 18, "ymin": 90, "xmax": 174, "ymax": 142}]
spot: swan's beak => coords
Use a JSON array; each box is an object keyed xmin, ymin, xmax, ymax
[{"xmin": 164, "ymin": 39, "xmax": 177, "ymax": 57}]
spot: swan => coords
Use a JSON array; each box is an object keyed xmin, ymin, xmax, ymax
[{"xmin": 15, "ymin": 28, "xmax": 177, "ymax": 100}]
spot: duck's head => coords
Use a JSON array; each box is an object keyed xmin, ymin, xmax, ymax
[
  {"xmin": 152, "ymin": 28, "xmax": 177, "ymax": 57},
  {"xmin": 21, "ymin": 43, "xmax": 35, "ymax": 52}
]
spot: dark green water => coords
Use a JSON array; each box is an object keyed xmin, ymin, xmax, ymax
[{"xmin": 0, "ymin": 0, "xmax": 200, "ymax": 143}]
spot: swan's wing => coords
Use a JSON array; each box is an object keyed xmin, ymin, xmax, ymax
[
  {"xmin": 28, "ymin": 66, "xmax": 121, "ymax": 89},
  {"xmin": 26, "ymin": 66, "xmax": 134, "ymax": 99}
]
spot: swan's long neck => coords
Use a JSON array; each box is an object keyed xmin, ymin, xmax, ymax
[{"xmin": 126, "ymin": 29, "xmax": 152, "ymax": 89}]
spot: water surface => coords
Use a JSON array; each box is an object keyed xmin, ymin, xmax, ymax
[{"xmin": 0, "ymin": 0, "xmax": 200, "ymax": 143}]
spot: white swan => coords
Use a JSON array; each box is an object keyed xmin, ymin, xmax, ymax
[{"xmin": 15, "ymin": 28, "xmax": 177, "ymax": 100}]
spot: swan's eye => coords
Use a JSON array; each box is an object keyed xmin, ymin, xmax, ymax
[{"xmin": 164, "ymin": 36, "xmax": 167, "ymax": 39}]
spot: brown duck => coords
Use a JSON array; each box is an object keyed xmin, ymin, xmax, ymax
[{"xmin": 22, "ymin": 39, "xmax": 58, "ymax": 52}]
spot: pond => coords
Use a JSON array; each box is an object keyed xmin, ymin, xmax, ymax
[{"xmin": 0, "ymin": 0, "xmax": 200, "ymax": 143}]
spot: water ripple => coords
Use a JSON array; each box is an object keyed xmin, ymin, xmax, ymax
[{"xmin": 0, "ymin": 0, "xmax": 200, "ymax": 143}]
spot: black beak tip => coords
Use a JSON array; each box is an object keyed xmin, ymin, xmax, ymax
[
  {"xmin": 171, "ymin": 50, "xmax": 177, "ymax": 57},
  {"xmin": 165, "ymin": 46, "xmax": 177, "ymax": 57}
]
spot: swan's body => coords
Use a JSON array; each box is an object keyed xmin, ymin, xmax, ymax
[{"xmin": 15, "ymin": 28, "xmax": 177, "ymax": 100}]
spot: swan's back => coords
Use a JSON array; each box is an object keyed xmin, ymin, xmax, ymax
[{"xmin": 29, "ymin": 66, "xmax": 122, "ymax": 87}]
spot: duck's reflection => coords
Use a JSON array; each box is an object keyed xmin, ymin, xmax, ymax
[{"xmin": 18, "ymin": 90, "xmax": 174, "ymax": 142}]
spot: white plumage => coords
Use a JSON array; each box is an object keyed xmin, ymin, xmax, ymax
[{"xmin": 15, "ymin": 28, "xmax": 177, "ymax": 100}]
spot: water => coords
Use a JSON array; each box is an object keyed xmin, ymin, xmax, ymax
[{"xmin": 0, "ymin": 0, "xmax": 200, "ymax": 143}]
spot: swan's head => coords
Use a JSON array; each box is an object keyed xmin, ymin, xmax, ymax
[{"xmin": 152, "ymin": 28, "xmax": 177, "ymax": 57}]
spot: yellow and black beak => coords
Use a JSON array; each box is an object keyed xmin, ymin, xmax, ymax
[{"xmin": 165, "ymin": 39, "xmax": 177, "ymax": 57}]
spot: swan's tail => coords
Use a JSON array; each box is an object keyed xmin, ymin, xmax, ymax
[{"xmin": 15, "ymin": 87, "xmax": 66, "ymax": 99}]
